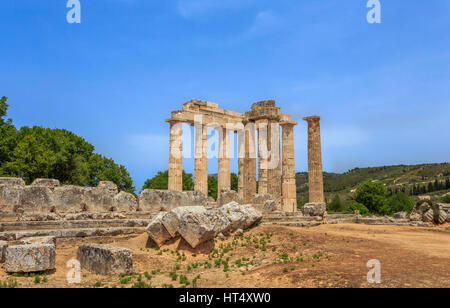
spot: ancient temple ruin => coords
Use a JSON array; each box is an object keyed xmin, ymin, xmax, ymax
[{"xmin": 166, "ymin": 99, "xmax": 325, "ymax": 212}]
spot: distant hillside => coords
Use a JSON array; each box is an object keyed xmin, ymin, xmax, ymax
[{"xmin": 296, "ymin": 163, "xmax": 450, "ymax": 204}]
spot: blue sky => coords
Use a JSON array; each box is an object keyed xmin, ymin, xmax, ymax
[{"xmin": 1, "ymin": 0, "xmax": 449, "ymax": 191}]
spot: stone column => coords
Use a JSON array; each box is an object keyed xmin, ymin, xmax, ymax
[
  {"xmin": 194, "ymin": 124, "xmax": 208, "ymax": 196},
  {"xmin": 238, "ymin": 125, "xmax": 257, "ymax": 203},
  {"xmin": 303, "ymin": 116, "xmax": 324, "ymax": 203},
  {"xmin": 281, "ymin": 123, "xmax": 297, "ymax": 212},
  {"xmin": 218, "ymin": 126, "xmax": 230, "ymax": 197},
  {"xmin": 168, "ymin": 121, "xmax": 183, "ymax": 191},
  {"xmin": 267, "ymin": 122, "xmax": 282, "ymax": 200},
  {"xmin": 247, "ymin": 127, "xmax": 257, "ymax": 201},
  {"xmin": 257, "ymin": 119, "xmax": 269, "ymax": 195}
]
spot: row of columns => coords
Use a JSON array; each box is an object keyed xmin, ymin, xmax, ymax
[{"xmin": 168, "ymin": 116, "xmax": 324, "ymax": 211}]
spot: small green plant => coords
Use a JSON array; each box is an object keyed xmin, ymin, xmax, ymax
[
  {"xmin": 93, "ymin": 281, "xmax": 101, "ymax": 288},
  {"xmin": 34, "ymin": 276, "xmax": 41, "ymax": 284}
]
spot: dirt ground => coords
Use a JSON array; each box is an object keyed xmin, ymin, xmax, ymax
[{"xmin": 1, "ymin": 223, "xmax": 449, "ymax": 288}]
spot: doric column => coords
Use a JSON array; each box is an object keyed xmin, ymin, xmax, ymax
[
  {"xmin": 246, "ymin": 127, "xmax": 257, "ymax": 201},
  {"xmin": 218, "ymin": 126, "xmax": 230, "ymax": 196},
  {"xmin": 281, "ymin": 122, "xmax": 297, "ymax": 212},
  {"xmin": 257, "ymin": 119, "xmax": 269, "ymax": 194},
  {"xmin": 303, "ymin": 116, "xmax": 324, "ymax": 203},
  {"xmin": 194, "ymin": 124, "xmax": 208, "ymax": 196},
  {"xmin": 238, "ymin": 125, "xmax": 257, "ymax": 203},
  {"xmin": 267, "ymin": 122, "xmax": 282, "ymax": 200},
  {"xmin": 168, "ymin": 121, "xmax": 183, "ymax": 191}
]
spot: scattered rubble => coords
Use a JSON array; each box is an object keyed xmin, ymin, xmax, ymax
[{"xmin": 77, "ymin": 244, "xmax": 133, "ymax": 275}]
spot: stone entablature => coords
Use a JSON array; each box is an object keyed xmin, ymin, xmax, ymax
[{"xmin": 165, "ymin": 99, "xmax": 322, "ymax": 212}]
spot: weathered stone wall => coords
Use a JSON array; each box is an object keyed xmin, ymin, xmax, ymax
[
  {"xmin": 0, "ymin": 178, "xmax": 137, "ymax": 214},
  {"xmin": 0, "ymin": 178, "xmax": 214, "ymax": 215}
]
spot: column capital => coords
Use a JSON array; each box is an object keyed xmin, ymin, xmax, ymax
[{"xmin": 303, "ymin": 115, "xmax": 321, "ymax": 122}]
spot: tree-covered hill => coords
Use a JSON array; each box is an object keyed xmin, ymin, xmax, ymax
[{"xmin": 297, "ymin": 163, "xmax": 450, "ymax": 205}]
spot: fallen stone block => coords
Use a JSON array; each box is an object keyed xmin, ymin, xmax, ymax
[
  {"xmin": 18, "ymin": 186, "xmax": 55, "ymax": 214},
  {"xmin": 97, "ymin": 181, "xmax": 119, "ymax": 194},
  {"xmin": 77, "ymin": 244, "xmax": 133, "ymax": 275},
  {"xmin": 146, "ymin": 212, "xmax": 172, "ymax": 247},
  {"xmin": 302, "ymin": 203, "xmax": 327, "ymax": 217},
  {"xmin": 0, "ymin": 240, "xmax": 7, "ymax": 263},
  {"xmin": 53, "ymin": 185, "xmax": 88, "ymax": 213},
  {"xmin": 217, "ymin": 189, "xmax": 244, "ymax": 206},
  {"xmin": 113, "ymin": 191, "xmax": 138, "ymax": 212},
  {"xmin": 437, "ymin": 210, "xmax": 447, "ymax": 225},
  {"xmin": 4, "ymin": 244, "xmax": 56, "ymax": 273},
  {"xmin": 218, "ymin": 202, "xmax": 262, "ymax": 231},
  {"xmin": 423, "ymin": 209, "xmax": 434, "ymax": 223}
]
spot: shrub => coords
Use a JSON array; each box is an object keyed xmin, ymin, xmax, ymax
[
  {"xmin": 354, "ymin": 181, "xmax": 388, "ymax": 214},
  {"xmin": 388, "ymin": 192, "xmax": 414, "ymax": 214},
  {"xmin": 441, "ymin": 195, "xmax": 450, "ymax": 203},
  {"xmin": 328, "ymin": 194, "xmax": 344, "ymax": 212},
  {"xmin": 349, "ymin": 202, "xmax": 369, "ymax": 216}
]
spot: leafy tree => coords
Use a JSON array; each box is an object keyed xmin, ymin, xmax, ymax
[
  {"xmin": 354, "ymin": 180, "xmax": 389, "ymax": 214},
  {"xmin": 328, "ymin": 194, "xmax": 344, "ymax": 213},
  {"xmin": 230, "ymin": 173, "xmax": 238, "ymax": 192},
  {"xmin": 0, "ymin": 97, "xmax": 18, "ymax": 166},
  {"xmin": 0, "ymin": 97, "xmax": 135, "ymax": 193},
  {"xmin": 141, "ymin": 170, "xmax": 193, "ymax": 192},
  {"xmin": 208, "ymin": 176, "xmax": 218, "ymax": 200},
  {"xmin": 387, "ymin": 192, "xmax": 414, "ymax": 214}
]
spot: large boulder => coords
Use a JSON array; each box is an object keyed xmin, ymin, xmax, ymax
[
  {"xmin": 217, "ymin": 202, "xmax": 263, "ymax": 231},
  {"xmin": 146, "ymin": 212, "xmax": 172, "ymax": 247},
  {"xmin": 138, "ymin": 190, "xmax": 208, "ymax": 212},
  {"xmin": 161, "ymin": 207, "xmax": 215, "ymax": 248},
  {"xmin": 112, "ymin": 191, "xmax": 138, "ymax": 212},
  {"xmin": 77, "ymin": 244, "xmax": 133, "ymax": 275},
  {"xmin": 302, "ymin": 203, "xmax": 327, "ymax": 217},
  {"xmin": 53, "ymin": 185, "xmax": 87, "ymax": 213},
  {"xmin": 31, "ymin": 179, "xmax": 60, "ymax": 189},
  {"xmin": 218, "ymin": 190, "xmax": 244, "ymax": 206},
  {"xmin": 4, "ymin": 244, "xmax": 56, "ymax": 273},
  {"xmin": 0, "ymin": 178, "xmax": 25, "ymax": 186}
]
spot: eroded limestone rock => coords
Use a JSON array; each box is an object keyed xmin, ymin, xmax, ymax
[
  {"xmin": 302, "ymin": 202, "xmax": 327, "ymax": 217},
  {"xmin": 0, "ymin": 240, "xmax": 7, "ymax": 263},
  {"xmin": 394, "ymin": 212, "xmax": 409, "ymax": 220},
  {"xmin": 217, "ymin": 189, "xmax": 244, "ymax": 206},
  {"xmin": 53, "ymin": 185, "xmax": 87, "ymax": 213},
  {"xmin": 77, "ymin": 244, "xmax": 133, "ymax": 275},
  {"xmin": 4, "ymin": 244, "xmax": 56, "ymax": 273},
  {"xmin": 146, "ymin": 212, "xmax": 172, "ymax": 247},
  {"xmin": 113, "ymin": 191, "xmax": 138, "ymax": 212}
]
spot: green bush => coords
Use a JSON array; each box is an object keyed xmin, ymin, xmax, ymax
[
  {"xmin": 349, "ymin": 202, "xmax": 369, "ymax": 216},
  {"xmin": 354, "ymin": 180, "xmax": 388, "ymax": 214},
  {"xmin": 387, "ymin": 192, "xmax": 414, "ymax": 214},
  {"xmin": 441, "ymin": 195, "xmax": 450, "ymax": 203}
]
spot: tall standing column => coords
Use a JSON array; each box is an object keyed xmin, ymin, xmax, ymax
[
  {"xmin": 247, "ymin": 127, "xmax": 257, "ymax": 201},
  {"xmin": 168, "ymin": 121, "xmax": 183, "ymax": 191},
  {"xmin": 281, "ymin": 123, "xmax": 297, "ymax": 212},
  {"xmin": 218, "ymin": 126, "xmax": 230, "ymax": 197},
  {"xmin": 267, "ymin": 122, "xmax": 282, "ymax": 200},
  {"xmin": 195, "ymin": 124, "xmax": 208, "ymax": 196},
  {"xmin": 257, "ymin": 119, "xmax": 269, "ymax": 195},
  {"xmin": 303, "ymin": 116, "xmax": 324, "ymax": 203},
  {"xmin": 238, "ymin": 125, "xmax": 257, "ymax": 203}
]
